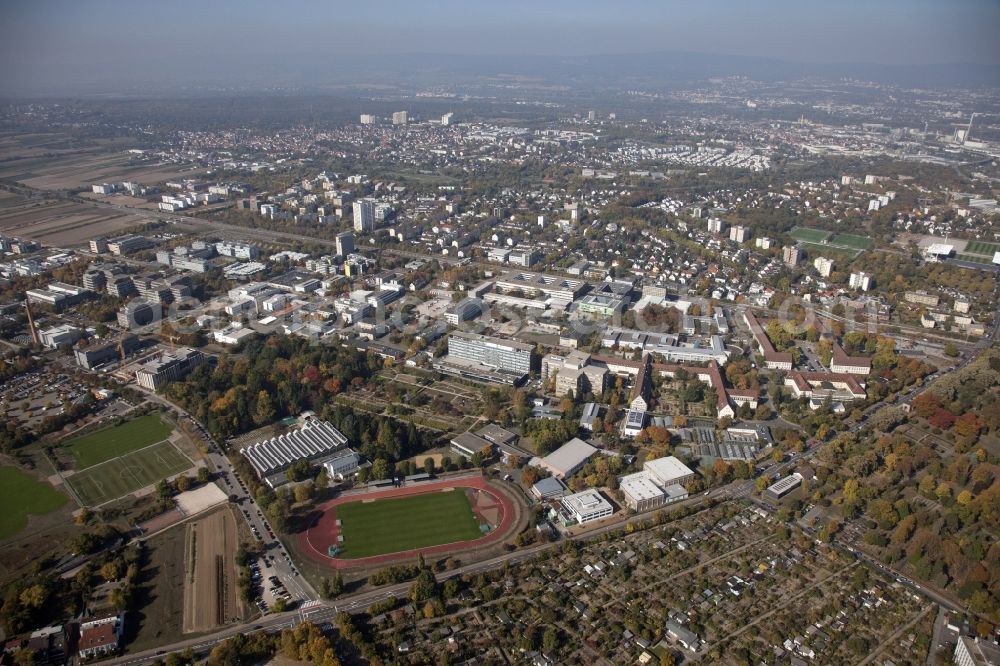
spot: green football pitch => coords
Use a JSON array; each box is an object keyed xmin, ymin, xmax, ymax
[
  {"xmin": 63, "ymin": 413, "xmax": 173, "ymax": 469},
  {"xmin": 66, "ymin": 441, "xmax": 193, "ymax": 507},
  {"xmin": 830, "ymin": 233, "xmax": 873, "ymax": 250},
  {"xmin": 0, "ymin": 466, "xmax": 67, "ymax": 539},
  {"xmin": 789, "ymin": 227, "xmax": 832, "ymax": 243},
  {"xmin": 336, "ymin": 489, "xmax": 482, "ymax": 559},
  {"xmin": 965, "ymin": 240, "xmax": 999, "ymax": 257}
]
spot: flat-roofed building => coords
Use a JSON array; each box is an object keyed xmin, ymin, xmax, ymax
[
  {"xmin": 601, "ymin": 327, "xmax": 730, "ymax": 364},
  {"xmin": 135, "ymin": 347, "xmax": 208, "ymax": 391},
  {"xmin": 445, "ymin": 331, "xmax": 535, "ymax": 375},
  {"xmin": 782, "ymin": 246, "xmax": 801, "ymax": 267},
  {"xmin": 38, "ymin": 324, "xmax": 81, "ymax": 350},
  {"xmin": 954, "ymin": 636, "xmax": 1000, "ymax": 666},
  {"xmin": 620, "ymin": 473, "xmax": 667, "ymax": 512},
  {"xmin": 531, "ymin": 476, "xmax": 568, "ymax": 500},
  {"xmin": 765, "ymin": 472, "xmax": 803, "ymax": 501},
  {"xmin": 450, "ymin": 432, "xmax": 493, "ymax": 459},
  {"xmin": 621, "ymin": 408, "xmax": 647, "ymax": 438},
  {"xmin": 508, "ymin": 247, "xmax": 541, "ymax": 267},
  {"xmin": 475, "ymin": 424, "xmax": 518, "ymax": 448},
  {"xmin": 619, "ymin": 470, "xmax": 689, "ymax": 512},
  {"xmin": 495, "ymin": 270, "xmax": 588, "ymax": 302},
  {"xmin": 107, "ymin": 234, "xmax": 153, "ymax": 255},
  {"xmin": 26, "ymin": 282, "xmax": 91, "ymax": 311},
  {"xmin": 904, "ymin": 290, "xmax": 940, "ymax": 307},
  {"xmin": 534, "ymin": 437, "xmax": 598, "ymax": 479},
  {"xmin": 445, "ymin": 298, "xmax": 483, "ymax": 325},
  {"xmin": 74, "ymin": 334, "xmax": 141, "ymax": 369},
  {"xmin": 561, "ymin": 489, "xmax": 613, "ymax": 524},
  {"xmin": 643, "ymin": 455, "xmax": 695, "ymax": 487},
  {"xmin": 577, "ymin": 292, "xmax": 627, "ymax": 316},
  {"xmin": 321, "ymin": 449, "xmax": 361, "ymax": 481}
]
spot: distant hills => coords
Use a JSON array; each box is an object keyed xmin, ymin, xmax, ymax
[{"xmin": 4, "ymin": 49, "xmax": 998, "ymax": 98}]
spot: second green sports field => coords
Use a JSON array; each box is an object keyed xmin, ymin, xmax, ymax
[
  {"xmin": 63, "ymin": 413, "xmax": 173, "ymax": 469},
  {"xmin": 336, "ymin": 490, "xmax": 482, "ymax": 559},
  {"xmin": 65, "ymin": 440, "xmax": 193, "ymax": 506}
]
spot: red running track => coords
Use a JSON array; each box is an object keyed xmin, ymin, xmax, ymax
[{"xmin": 297, "ymin": 476, "xmax": 516, "ymax": 569}]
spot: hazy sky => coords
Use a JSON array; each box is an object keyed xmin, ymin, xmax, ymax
[{"xmin": 2, "ymin": 0, "xmax": 998, "ymax": 95}]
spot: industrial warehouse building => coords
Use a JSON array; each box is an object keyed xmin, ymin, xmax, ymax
[{"xmin": 240, "ymin": 416, "xmax": 358, "ymax": 487}]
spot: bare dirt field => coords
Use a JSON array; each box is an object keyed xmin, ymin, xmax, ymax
[
  {"xmin": 0, "ymin": 145, "xmax": 206, "ymax": 191},
  {"xmin": 128, "ymin": 522, "xmax": 188, "ymax": 651},
  {"xmin": 175, "ymin": 482, "xmax": 228, "ymax": 517},
  {"xmin": 0, "ymin": 198, "xmax": 148, "ymax": 246},
  {"xmin": 79, "ymin": 192, "xmax": 161, "ymax": 210},
  {"xmin": 0, "ymin": 133, "xmax": 132, "ymax": 162},
  {"xmin": 182, "ymin": 506, "xmax": 243, "ymax": 633}
]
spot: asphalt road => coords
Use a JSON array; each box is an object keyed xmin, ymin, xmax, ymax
[{"xmin": 134, "ymin": 385, "xmax": 314, "ymax": 603}]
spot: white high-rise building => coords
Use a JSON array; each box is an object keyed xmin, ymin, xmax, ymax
[
  {"xmin": 783, "ymin": 246, "xmax": 802, "ymax": 267},
  {"xmin": 441, "ymin": 112, "xmax": 454, "ymax": 126},
  {"xmin": 359, "ymin": 114, "xmax": 376, "ymax": 124},
  {"xmin": 729, "ymin": 225, "xmax": 749, "ymax": 243},
  {"xmin": 707, "ymin": 218, "xmax": 727, "ymax": 234},
  {"xmin": 849, "ymin": 272, "xmax": 872, "ymax": 291},
  {"xmin": 392, "ymin": 111, "xmax": 408, "ymax": 125},
  {"xmin": 353, "ymin": 200, "xmax": 375, "ymax": 232},
  {"xmin": 954, "ymin": 636, "xmax": 1000, "ymax": 666},
  {"xmin": 814, "ymin": 256, "xmax": 834, "ymax": 278}
]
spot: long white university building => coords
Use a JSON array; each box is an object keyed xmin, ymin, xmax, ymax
[{"xmin": 240, "ymin": 417, "xmax": 352, "ymax": 484}]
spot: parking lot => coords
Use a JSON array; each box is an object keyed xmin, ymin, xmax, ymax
[{"xmin": 0, "ymin": 366, "xmax": 98, "ymax": 430}]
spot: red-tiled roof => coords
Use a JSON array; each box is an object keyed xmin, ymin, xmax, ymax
[
  {"xmin": 79, "ymin": 621, "xmax": 118, "ymax": 651},
  {"xmin": 830, "ymin": 340, "xmax": 872, "ymax": 370},
  {"xmin": 744, "ymin": 310, "xmax": 793, "ymax": 364},
  {"xmin": 788, "ymin": 370, "xmax": 866, "ymax": 397}
]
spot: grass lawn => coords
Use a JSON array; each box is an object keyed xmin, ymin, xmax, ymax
[
  {"xmin": 0, "ymin": 466, "xmax": 68, "ymax": 539},
  {"xmin": 64, "ymin": 414, "xmax": 173, "ymax": 469},
  {"xmin": 797, "ymin": 240, "xmax": 863, "ymax": 259},
  {"xmin": 66, "ymin": 441, "xmax": 193, "ymax": 507},
  {"xmin": 337, "ymin": 489, "xmax": 481, "ymax": 559},
  {"xmin": 789, "ymin": 227, "xmax": 832, "ymax": 243},
  {"xmin": 955, "ymin": 253, "xmax": 994, "ymax": 267},
  {"xmin": 830, "ymin": 233, "xmax": 874, "ymax": 250},
  {"xmin": 966, "ymin": 240, "xmax": 1000, "ymax": 256}
]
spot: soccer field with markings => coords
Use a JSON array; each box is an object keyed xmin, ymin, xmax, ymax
[
  {"xmin": 336, "ymin": 489, "xmax": 482, "ymax": 559},
  {"xmin": 66, "ymin": 441, "xmax": 193, "ymax": 506},
  {"xmin": 63, "ymin": 413, "xmax": 173, "ymax": 468}
]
